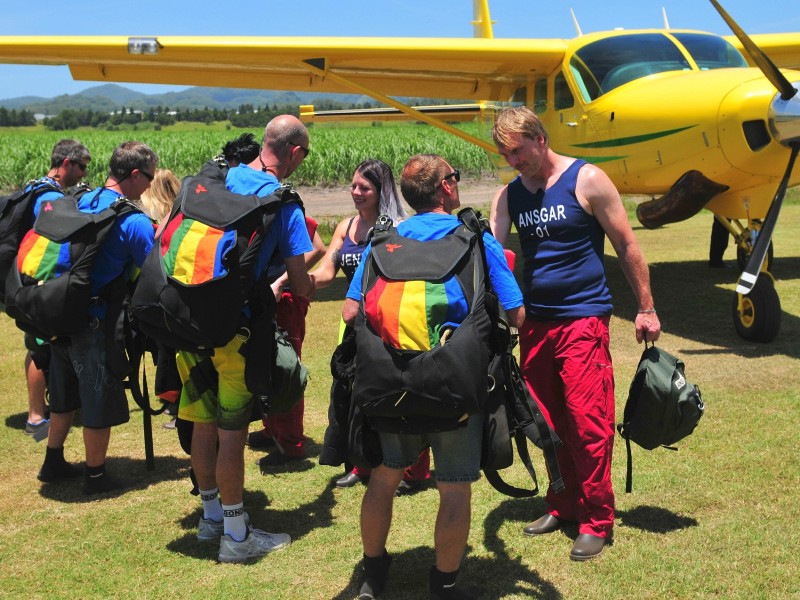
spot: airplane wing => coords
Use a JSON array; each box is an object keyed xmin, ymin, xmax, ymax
[
  {"xmin": 727, "ymin": 33, "xmax": 800, "ymax": 70},
  {"xmin": 0, "ymin": 35, "xmax": 567, "ymax": 101}
]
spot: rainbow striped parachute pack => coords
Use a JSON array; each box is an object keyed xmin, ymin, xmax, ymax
[
  {"xmin": 351, "ymin": 209, "xmax": 496, "ymax": 430},
  {"xmin": 131, "ymin": 158, "xmax": 302, "ymax": 353},
  {"xmin": 4, "ymin": 192, "xmax": 138, "ymax": 339}
]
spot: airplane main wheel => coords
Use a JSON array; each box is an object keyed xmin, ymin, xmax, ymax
[
  {"xmin": 736, "ymin": 237, "xmax": 773, "ymax": 271},
  {"xmin": 731, "ymin": 277, "xmax": 781, "ymax": 343}
]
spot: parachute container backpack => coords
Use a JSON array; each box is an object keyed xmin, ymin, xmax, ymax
[
  {"xmin": 4, "ymin": 192, "xmax": 137, "ymax": 340},
  {"xmin": 0, "ymin": 179, "xmax": 61, "ymax": 310},
  {"xmin": 617, "ymin": 341, "xmax": 705, "ymax": 492},
  {"xmin": 351, "ymin": 210, "xmax": 494, "ymax": 430},
  {"xmin": 131, "ymin": 158, "xmax": 301, "ymax": 353}
]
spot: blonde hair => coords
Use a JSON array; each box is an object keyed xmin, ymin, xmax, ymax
[
  {"xmin": 139, "ymin": 168, "xmax": 180, "ymax": 223},
  {"xmin": 492, "ymin": 106, "xmax": 549, "ymax": 149}
]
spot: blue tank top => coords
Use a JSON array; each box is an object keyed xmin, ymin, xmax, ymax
[
  {"xmin": 339, "ymin": 218, "xmax": 367, "ymax": 283},
  {"xmin": 506, "ymin": 160, "xmax": 612, "ymax": 319}
]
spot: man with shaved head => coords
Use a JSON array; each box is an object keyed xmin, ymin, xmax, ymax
[{"xmin": 176, "ymin": 114, "xmax": 315, "ymax": 563}]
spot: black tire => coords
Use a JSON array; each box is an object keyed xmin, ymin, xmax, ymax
[{"xmin": 731, "ymin": 277, "xmax": 782, "ymax": 343}]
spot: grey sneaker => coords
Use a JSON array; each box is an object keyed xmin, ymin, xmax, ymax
[
  {"xmin": 218, "ymin": 527, "xmax": 291, "ymax": 563},
  {"xmin": 197, "ymin": 511, "xmax": 250, "ymax": 542},
  {"xmin": 25, "ymin": 419, "xmax": 50, "ymax": 442}
]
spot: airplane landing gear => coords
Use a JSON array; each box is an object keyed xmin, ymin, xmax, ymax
[{"xmin": 732, "ymin": 275, "xmax": 781, "ymax": 343}]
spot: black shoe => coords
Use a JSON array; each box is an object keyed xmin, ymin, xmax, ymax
[
  {"xmin": 523, "ymin": 514, "xmax": 563, "ymax": 536},
  {"xmin": 429, "ymin": 566, "xmax": 480, "ymax": 599},
  {"xmin": 395, "ymin": 479, "xmax": 422, "ymax": 497},
  {"xmin": 247, "ymin": 430, "xmax": 277, "ymax": 450},
  {"xmin": 570, "ymin": 533, "xmax": 606, "ymax": 561},
  {"xmin": 37, "ymin": 459, "xmax": 83, "ymax": 483},
  {"xmin": 358, "ymin": 552, "xmax": 392, "ymax": 600},
  {"xmin": 335, "ymin": 471, "xmax": 363, "ymax": 488},
  {"xmin": 84, "ymin": 471, "xmax": 134, "ymax": 495}
]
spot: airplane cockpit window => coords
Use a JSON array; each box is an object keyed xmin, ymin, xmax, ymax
[
  {"xmin": 672, "ymin": 33, "xmax": 748, "ymax": 70},
  {"xmin": 571, "ymin": 33, "xmax": 691, "ymax": 99}
]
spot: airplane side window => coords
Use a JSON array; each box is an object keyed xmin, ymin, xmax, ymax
[
  {"xmin": 534, "ymin": 78, "xmax": 548, "ymax": 114},
  {"xmin": 554, "ymin": 72, "xmax": 574, "ymax": 110},
  {"xmin": 672, "ymin": 33, "xmax": 748, "ymax": 70}
]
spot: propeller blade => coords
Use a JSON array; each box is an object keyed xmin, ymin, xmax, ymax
[
  {"xmin": 736, "ymin": 143, "xmax": 800, "ymax": 295},
  {"xmin": 709, "ymin": 0, "xmax": 797, "ymax": 100}
]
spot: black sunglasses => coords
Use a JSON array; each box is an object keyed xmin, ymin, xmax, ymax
[
  {"xmin": 444, "ymin": 169, "xmax": 460, "ymax": 183},
  {"xmin": 138, "ymin": 168, "xmax": 155, "ymax": 182},
  {"xmin": 71, "ymin": 160, "xmax": 88, "ymax": 172},
  {"xmin": 288, "ymin": 142, "xmax": 310, "ymax": 158}
]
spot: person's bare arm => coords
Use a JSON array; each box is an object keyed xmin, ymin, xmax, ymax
[
  {"xmin": 579, "ymin": 166, "xmax": 661, "ymax": 343},
  {"xmin": 506, "ymin": 305, "xmax": 525, "ymax": 329},
  {"xmin": 305, "ymin": 229, "xmax": 327, "ymax": 268},
  {"xmin": 489, "ymin": 186, "xmax": 512, "ymax": 246},
  {"xmin": 284, "ymin": 254, "xmax": 315, "ymax": 299},
  {"xmin": 310, "ymin": 218, "xmax": 349, "ymax": 290},
  {"xmin": 342, "ymin": 298, "xmax": 359, "ymax": 326}
]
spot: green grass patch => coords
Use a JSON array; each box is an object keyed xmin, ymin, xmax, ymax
[{"xmin": 0, "ymin": 204, "xmax": 798, "ymax": 598}]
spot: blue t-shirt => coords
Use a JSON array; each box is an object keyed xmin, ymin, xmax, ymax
[
  {"xmin": 346, "ymin": 212, "xmax": 523, "ymax": 314},
  {"xmin": 225, "ymin": 165, "xmax": 312, "ymax": 277},
  {"xmin": 77, "ymin": 187, "xmax": 155, "ymax": 295}
]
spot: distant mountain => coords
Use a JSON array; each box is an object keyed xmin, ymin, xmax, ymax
[{"xmin": 0, "ymin": 84, "xmax": 376, "ymax": 114}]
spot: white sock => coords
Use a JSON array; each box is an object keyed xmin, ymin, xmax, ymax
[
  {"xmin": 199, "ymin": 488, "xmax": 223, "ymax": 522},
  {"xmin": 222, "ymin": 502, "xmax": 248, "ymax": 542}
]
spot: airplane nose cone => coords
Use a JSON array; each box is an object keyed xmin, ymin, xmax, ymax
[{"xmin": 769, "ymin": 82, "xmax": 800, "ymax": 145}]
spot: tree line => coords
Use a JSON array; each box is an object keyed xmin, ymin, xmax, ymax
[
  {"xmin": 35, "ymin": 100, "xmax": 380, "ymax": 131},
  {"xmin": 0, "ymin": 107, "xmax": 37, "ymax": 127}
]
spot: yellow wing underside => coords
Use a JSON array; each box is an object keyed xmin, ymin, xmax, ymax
[{"xmin": 0, "ymin": 35, "xmax": 565, "ymax": 101}]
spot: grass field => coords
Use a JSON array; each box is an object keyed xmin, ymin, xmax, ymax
[{"xmin": 0, "ymin": 198, "xmax": 798, "ymax": 599}]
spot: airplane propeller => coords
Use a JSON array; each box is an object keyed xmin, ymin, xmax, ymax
[
  {"xmin": 735, "ymin": 142, "xmax": 800, "ymax": 295},
  {"xmin": 708, "ymin": 0, "xmax": 797, "ymax": 101},
  {"xmin": 708, "ymin": 0, "xmax": 800, "ymax": 298}
]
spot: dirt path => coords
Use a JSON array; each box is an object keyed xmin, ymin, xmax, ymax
[{"xmin": 295, "ymin": 177, "xmax": 503, "ymax": 217}]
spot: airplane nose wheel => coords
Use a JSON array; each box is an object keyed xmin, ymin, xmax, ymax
[{"xmin": 731, "ymin": 276, "xmax": 781, "ymax": 342}]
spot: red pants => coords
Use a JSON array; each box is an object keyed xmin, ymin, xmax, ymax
[
  {"xmin": 519, "ymin": 316, "xmax": 615, "ymax": 537},
  {"xmin": 261, "ymin": 292, "xmax": 309, "ymax": 457}
]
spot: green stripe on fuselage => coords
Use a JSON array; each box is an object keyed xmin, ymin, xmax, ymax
[{"xmin": 571, "ymin": 125, "xmax": 696, "ymax": 149}]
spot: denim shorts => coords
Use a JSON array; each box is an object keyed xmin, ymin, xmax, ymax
[
  {"xmin": 379, "ymin": 413, "xmax": 483, "ymax": 483},
  {"xmin": 48, "ymin": 326, "xmax": 130, "ymax": 429}
]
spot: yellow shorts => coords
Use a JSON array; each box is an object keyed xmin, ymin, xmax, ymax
[{"xmin": 176, "ymin": 332, "xmax": 254, "ymax": 431}]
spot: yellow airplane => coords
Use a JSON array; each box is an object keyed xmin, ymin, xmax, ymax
[{"xmin": 0, "ymin": 0, "xmax": 798, "ymax": 342}]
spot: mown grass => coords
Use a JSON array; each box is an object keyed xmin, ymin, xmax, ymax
[{"xmin": 0, "ymin": 200, "xmax": 798, "ymax": 599}]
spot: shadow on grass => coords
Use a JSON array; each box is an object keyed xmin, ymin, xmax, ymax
[
  {"xmin": 329, "ymin": 544, "xmax": 562, "ymax": 600},
  {"xmin": 617, "ymin": 505, "xmax": 699, "ymax": 533},
  {"xmin": 38, "ymin": 454, "xmax": 190, "ymax": 503},
  {"xmin": 605, "ymin": 255, "xmax": 800, "ymax": 357},
  {"xmin": 167, "ymin": 484, "xmax": 338, "ymax": 561}
]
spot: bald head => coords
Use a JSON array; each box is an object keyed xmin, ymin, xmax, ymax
[{"xmin": 262, "ymin": 114, "xmax": 309, "ymax": 156}]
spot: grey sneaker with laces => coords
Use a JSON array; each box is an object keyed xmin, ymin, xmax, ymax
[
  {"xmin": 197, "ymin": 511, "xmax": 250, "ymax": 542},
  {"xmin": 218, "ymin": 527, "xmax": 291, "ymax": 563}
]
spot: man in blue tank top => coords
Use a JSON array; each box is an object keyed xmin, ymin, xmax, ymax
[{"xmin": 490, "ymin": 106, "xmax": 662, "ymax": 561}]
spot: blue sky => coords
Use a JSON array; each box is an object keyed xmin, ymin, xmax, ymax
[{"xmin": 1, "ymin": 0, "xmax": 798, "ymax": 100}]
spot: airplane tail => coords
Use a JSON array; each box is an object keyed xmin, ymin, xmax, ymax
[{"xmin": 472, "ymin": 0, "xmax": 495, "ymax": 39}]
